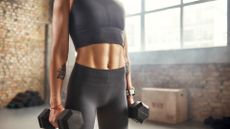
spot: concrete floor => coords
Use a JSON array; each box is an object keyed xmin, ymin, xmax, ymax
[{"xmin": 0, "ymin": 105, "xmax": 211, "ymax": 129}]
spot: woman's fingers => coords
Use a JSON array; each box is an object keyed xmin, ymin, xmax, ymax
[
  {"xmin": 127, "ymin": 95, "xmax": 135, "ymax": 106},
  {"xmin": 49, "ymin": 110, "xmax": 59, "ymax": 128},
  {"xmin": 48, "ymin": 105, "xmax": 65, "ymax": 128},
  {"xmin": 49, "ymin": 113, "xmax": 58, "ymax": 128}
]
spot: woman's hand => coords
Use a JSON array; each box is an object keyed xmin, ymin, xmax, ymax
[
  {"xmin": 49, "ymin": 104, "xmax": 65, "ymax": 128},
  {"xmin": 127, "ymin": 95, "xmax": 135, "ymax": 107}
]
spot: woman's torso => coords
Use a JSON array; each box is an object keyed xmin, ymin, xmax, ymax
[
  {"xmin": 69, "ymin": 0, "xmax": 126, "ymax": 70},
  {"xmin": 76, "ymin": 44, "xmax": 125, "ymax": 70}
]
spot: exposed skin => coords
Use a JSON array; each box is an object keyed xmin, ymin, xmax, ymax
[{"xmin": 49, "ymin": 0, "xmax": 135, "ymax": 128}]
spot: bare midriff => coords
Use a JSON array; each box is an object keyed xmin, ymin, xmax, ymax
[{"xmin": 75, "ymin": 43, "xmax": 126, "ymax": 70}]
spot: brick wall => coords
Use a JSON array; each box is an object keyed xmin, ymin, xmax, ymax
[
  {"xmin": 0, "ymin": 0, "xmax": 50, "ymax": 107},
  {"xmin": 131, "ymin": 63, "xmax": 230, "ymax": 121}
]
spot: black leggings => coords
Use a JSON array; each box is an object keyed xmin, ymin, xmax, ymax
[{"xmin": 64, "ymin": 63, "xmax": 128, "ymax": 129}]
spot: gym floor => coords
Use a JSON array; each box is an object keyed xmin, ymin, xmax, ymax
[{"xmin": 0, "ymin": 105, "xmax": 211, "ymax": 129}]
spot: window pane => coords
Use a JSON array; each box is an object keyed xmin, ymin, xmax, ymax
[
  {"xmin": 117, "ymin": 0, "xmax": 141, "ymax": 15},
  {"xmin": 183, "ymin": 0, "xmax": 198, "ymax": 3},
  {"xmin": 145, "ymin": 0, "xmax": 180, "ymax": 11},
  {"xmin": 183, "ymin": 0, "xmax": 227, "ymax": 48},
  {"xmin": 145, "ymin": 8, "xmax": 180, "ymax": 51},
  {"xmin": 125, "ymin": 16, "xmax": 141, "ymax": 52},
  {"xmin": 183, "ymin": 0, "xmax": 210, "ymax": 4}
]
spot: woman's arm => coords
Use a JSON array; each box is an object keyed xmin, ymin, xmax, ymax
[
  {"xmin": 50, "ymin": 0, "xmax": 69, "ymax": 107},
  {"xmin": 123, "ymin": 32, "xmax": 135, "ymax": 106},
  {"xmin": 50, "ymin": 0, "xmax": 69, "ymax": 108}
]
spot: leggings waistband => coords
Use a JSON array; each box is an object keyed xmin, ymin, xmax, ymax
[{"xmin": 74, "ymin": 63, "xmax": 125, "ymax": 78}]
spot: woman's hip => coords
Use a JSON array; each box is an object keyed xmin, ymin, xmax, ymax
[
  {"xmin": 65, "ymin": 62, "xmax": 126, "ymax": 108},
  {"xmin": 69, "ymin": 62, "xmax": 125, "ymax": 85}
]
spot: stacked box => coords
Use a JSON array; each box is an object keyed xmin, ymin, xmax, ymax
[{"xmin": 141, "ymin": 88, "xmax": 188, "ymax": 124}]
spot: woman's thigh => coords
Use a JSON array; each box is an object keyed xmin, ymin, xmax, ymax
[
  {"xmin": 97, "ymin": 72, "xmax": 129, "ymax": 129},
  {"xmin": 64, "ymin": 64, "xmax": 98, "ymax": 129}
]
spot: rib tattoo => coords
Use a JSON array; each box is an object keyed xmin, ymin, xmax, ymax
[{"xmin": 56, "ymin": 64, "xmax": 66, "ymax": 80}]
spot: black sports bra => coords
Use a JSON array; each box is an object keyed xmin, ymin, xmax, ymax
[{"xmin": 69, "ymin": 0, "xmax": 125, "ymax": 49}]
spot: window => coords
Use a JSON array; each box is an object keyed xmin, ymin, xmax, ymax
[
  {"xmin": 145, "ymin": 8, "xmax": 180, "ymax": 51},
  {"xmin": 119, "ymin": 0, "xmax": 228, "ymax": 52},
  {"xmin": 126, "ymin": 16, "xmax": 141, "ymax": 51},
  {"xmin": 145, "ymin": 0, "xmax": 180, "ymax": 11},
  {"xmin": 183, "ymin": 1, "xmax": 227, "ymax": 48}
]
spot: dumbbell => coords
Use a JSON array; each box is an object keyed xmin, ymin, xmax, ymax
[
  {"xmin": 128, "ymin": 101, "xmax": 149, "ymax": 123},
  {"xmin": 38, "ymin": 108, "xmax": 84, "ymax": 129}
]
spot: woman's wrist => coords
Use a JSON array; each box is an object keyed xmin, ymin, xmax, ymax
[
  {"xmin": 126, "ymin": 87, "xmax": 135, "ymax": 96},
  {"xmin": 49, "ymin": 98, "xmax": 64, "ymax": 110},
  {"xmin": 50, "ymin": 104, "xmax": 63, "ymax": 110},
  {"xmin": 126, "ymin": 84, "xmax": 134, "ymax": 89},
  {"xmin": 50, "ymin": 98, "xmax": 62, "ymax": 107}
]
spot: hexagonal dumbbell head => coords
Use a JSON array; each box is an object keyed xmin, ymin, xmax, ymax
[
  {"xmin": 128, "ymin": 101, "xmax": 149, "ymax": 123},
  {"xmin": 37, "ymin": 108, "xmax": 55, "ymax": 129},
  {"xmin": 57, "ymin": 109, "xmax": 84, "ymax": 129}
]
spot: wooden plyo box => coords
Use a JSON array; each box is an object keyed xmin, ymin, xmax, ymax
[{"xmin": 141, "ymin": 88, "xmax": 188, "ymax": 124}]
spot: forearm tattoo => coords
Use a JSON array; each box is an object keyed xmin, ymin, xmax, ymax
[
  {"xmin": 125, "ymin": 61, "xmax": 130, "ymax": 75},
  {"xmin": 56, "ymin": 64, "xmax": 66, "ymax": 80}
]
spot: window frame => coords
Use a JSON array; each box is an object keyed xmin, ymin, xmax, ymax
[
  {"xmin": 125, "ymin": 0, "xmax": 229, "ymax": 52},
  {"xmin": 228, "ymin": 0, "xmax": 230, "ymax": 46}
]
